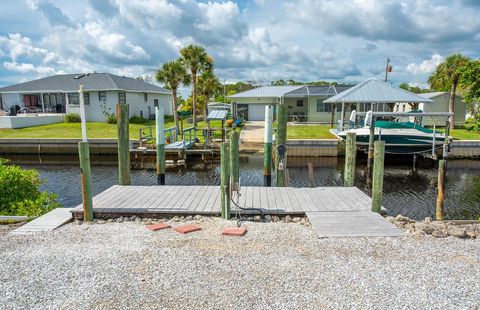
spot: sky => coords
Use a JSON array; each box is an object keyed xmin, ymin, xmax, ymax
[{"xmin": 0, "ymin": 0, "xmax": 479, "ymax": 92}]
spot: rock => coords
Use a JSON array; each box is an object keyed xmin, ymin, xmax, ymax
[
  {"xmin": 254, "ymin": 215, "xmax": 262, "ymax": 222},
  {"xmin": 246, "ymin": 217, "xmax": 254, "ymax": 221},
  {"xmin": 264, "ymin": 215, "xmax": 272, "ymax": 222},
  {"xmin": 107, "ymin": 219, "xmax": 114, "ymax": 223},
  {"xmin": 135, "ymin": 217, "xmax": 142, "ymax": 223},
  {"xmin": 424, "ymin": 217, "xmax": 432, "ymax": 224},
  {"xmin": 292, "ymin": 217, "xmax": 302, "ymax": 223},
  {"xmin": 386, "ymin": 216, "xmax": 395, "ymax": 224},
  {"xmin": 116, "ymin": 217, "xmax": 124, "ymax": 223},
  {"xmin": 284, "ymin": 215, "xmax": 292, "ymax": 223},
  {"xmin": 74, "ymin": 220, "xmax": 82, "ymax": 225},
  {"xmin": 130, "ymin": 215, "xmax": 137, "ymax": 221},
  {"xmin": 415, "ymin": 223, "xmax": 434, "ymax": 235},
  {"xmin": 304, "ymin": 222, "xmax": 311, "ymax": 227},
  {"xmin": 411, "ymin": 230, "xmax": 426, "ymax": 239},
  {"xmin": 395, "ymin": 214, "xmax": 414, "ymax": 223},
  {"xmin": 97, "ymin": 220, "xmax": 106, "ymax": 224},
  {"xmin": 170, "ymin": 216, "xmax": 182, "ymax": 222},
  {"xmin": 405, "ymin": 223, "xmax": 415, "ymax": 233},
  {"xmin": 432, "ymin": 229, "xmax": 448, "ymax": 238},
  {"xmin": 448, "ymin": 227, "xmax": 467, "ymax": 238},
  {"xmin": 272, "ymin": 216, "xmax": 281, "ymax": 222},
  {"xmin": 185, "ymin": 215, "xmax": 193, "ymax": 221},
  {"xmin": 193, "ymin": 215, "xmax": 202, "ymax": 220}
]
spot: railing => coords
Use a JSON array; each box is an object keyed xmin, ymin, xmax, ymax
[
  {"xmin": 164, "ymin": 126, "xmax": 178, "ymax": 143},
  {"xmin": 138, "ymin": 126, "xmax": 180, "ymax": 146},
  {"xmin": 182, "ymin": 127, "xmax": 196, "ymax": 148}
]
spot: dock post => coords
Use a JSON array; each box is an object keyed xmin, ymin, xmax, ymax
[
  {"xmin": 435, "ymin": 159, "xmax": 446, "ymax": 220},
  {"xmin": 275, "ymin": 100, "xmax": 287, "ymax": 187},
  {"xmin": 367, "ymin": 117, "xmax": 376, "ymax": 175},
  {"xmin": 117, "ymin": 104, "xmax": 130, "ymax": 185},
  {"xmin": 155, "ymin": 104, "xmax": 165, "ymax": 185},
  {"xmin": 371, "ymin": 141, "xmax": 385, "ymax": 213},
  {"xmin": 264, "ymin": 104, "xmax": 273, "ymax": 186},
  {"xmin": 230, "ymin": 131, "xmax": 240, "ymax": 192},
  {"xmin": 78, "ymin": 142, "xmax": 93, "ymax": 221},
  {"xmin": 220, "ymin": 142, "xmax": 231, "ymax": 219},
  {"xmin": 344, "ymin": 132, "xmax": 356, "ymax": 187},
  {"xmin": 76, "ymin": 83, "xmax": 93, "ymax": 221}
]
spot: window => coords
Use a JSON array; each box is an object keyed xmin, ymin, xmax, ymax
[
  {"xmin": 68, "ymin": 93, "xmax": 90, "ymax": 105},
  {"xmin": 316, "ymin": 99, "xmax": 325, "ymax": 112},
  {"xmin": 118, "ymin": 92, "xmax": 126, "ymax": 104},
  {"xmin": 296, "ymin": 99, "xmax": 304, "ymax": 107},
  {"xmin": 144, "ymin": 93, "xmax": 148, "ymax": 101},
  {"xmin": 98, "ymin": 91, "xmax": 107, "ymax": 102}
]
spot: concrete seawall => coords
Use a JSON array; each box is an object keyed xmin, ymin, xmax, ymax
[{"xmin": 1, "ymin": 138, "xmax": 479, "ymax": 158}]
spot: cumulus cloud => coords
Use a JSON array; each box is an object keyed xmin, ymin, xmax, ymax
[
  {"xmin": 26, "ymin": 0, "xmax": 76, "ymax": 27},
  {"xmin": 406, "ymin": 54, "xmax": 444, "ymax": 75},
  {"xmin": 285, "ymin": 0, "xmax": 480, "ymax": 43}
]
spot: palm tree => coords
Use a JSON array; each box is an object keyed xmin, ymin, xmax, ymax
[
  {"xmin": 155, "ymin": 60, "xmax": 191, "ymax": 130},
  {"xmin": 428, "ymin": 54, "xmax": 470, "ymax": 127},
  {"xmin": 180, "ymin": 44, "xmax": 213, "ymax": 127},
  {"xmin": 198, "ymin": 70, "xmax": 222, "ymax": 122}
]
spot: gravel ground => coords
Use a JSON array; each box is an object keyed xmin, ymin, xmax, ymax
[
  {"xmin": 0, "ymin": 223, "xmax": 23, "ymax": 237},
  {"xmin": 0, "ymin": 218, "xmax": 479, "ymax": 309}
]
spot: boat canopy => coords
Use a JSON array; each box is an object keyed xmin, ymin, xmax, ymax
[{"xmin": 324, "ymin": 79, "xmax": 433, "ymax": 104}]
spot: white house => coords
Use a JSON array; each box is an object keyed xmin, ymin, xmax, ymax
[
  {"xmin": 394, "ymin": 92, "xmax": 467, "ymax": 126},
  {"xmin": 0, "ymin": 73, "xmax": 172, "ymax": 122}
]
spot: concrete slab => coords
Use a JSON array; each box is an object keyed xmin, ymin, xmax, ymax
[
  {"xmin": 10, "ymin": 208, "xmax": 72, "ymax": 235},
  {"xmin": 306, "ymin": 211, "xmax": 404, "ymax": 238}
]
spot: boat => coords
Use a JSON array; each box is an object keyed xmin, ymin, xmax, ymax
[{"xmin": 338, "ymin": 113, "xmax": 446, "ymax": 154}]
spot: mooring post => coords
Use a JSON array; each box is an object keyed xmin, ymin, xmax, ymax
[
  {"xmin": 344, "ymin": 132, "xmax": 356, "ymax": 187},
  {"xmin": 275, "ymin": 100, "xmax": 287, "ymax": 187},
  {"xmin": 436, "ymin": 159, "xmax": 446, "ymax": 220},
  {"xmin": 307, "ymin": 162, "xmax": 315, "ymax": 187},
  {"xmin": 230, "ymin": 130, "xmax": 240, "ymax": 192},
  {"xmin": 220, "ymin": 142, "xmax": 231, "ymax": 219},
  {"xmin": 367, "ymin": 117, "xmax": 376, "ymax": 174},
  {"xmin": 263, "ymin": 104, "xmax": 273, "ymax": 186},
  {"xmin": 155, "ymin": 104, "xmax": 165, "ymax": 185},
  {"xmin": 77, "ymin": 83, "xmax": 93, "ymax": 221},
  {"xmin": 371, "ymin": 140, "xmax": 385, "ymax": 213},
  {"xmin": 116, "ymin": 103, "xmax": 130, "ymax": 185}
]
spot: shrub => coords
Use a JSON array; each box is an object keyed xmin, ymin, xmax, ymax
[
  {"xmin": 0, "ymin": 159, "xmax": 60, "ymax": 217},
  {"xmin": 465, "ymin": 116, "xmax": 480, "ymax": 132},
  {"xmin": 64, "ymin": 113, "xmax": 81, "ymax": 123},
  {"xmin": 105, "ymin": 114, "xmax": 117, "ymax": 124},
  {"xmin": 129, "ymin": 115, "xmax": 148, "ymax": 124}
]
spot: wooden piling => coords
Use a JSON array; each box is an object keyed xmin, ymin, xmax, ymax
[
  {"xmin": 220, "ymin": 142, "xmax": 231, "ymax": 219},
  {"xmin": 371, "ymin": 141, "xmax": 385, "ymax": 213},
  {"xmin": 275, "ymin": 101, "xmax": 287, "ymax": 187},
  {"xmin": 116, "ymin": 104, "xmax": 130, "ymax": 185},
  {"xmin": 367, "ymin": 117, "xmax": 376, "ymax": 174},
  {"xmin": 230, "ymin": 131, "xmax": 240, "ymax": 192},
  {"xmin": 436, "ymin": 159, "xmax": 446, "ymax": 220},
  {"xmin": 264, "ymin": 105, "xmax": 273, "ymax": 186},
  {"xmin": 155, "ymin": 104, "xmax": 165, "ymax": 185},
  {"xmin": 344, "ymin": 132, "xmax": 356, "ymax": 187},
  {"xmin": 308, "ymin": 162, "xmax": 315, "ymax": 187},
  {"xmin": 78, "ymin": 141, "xmax": 93, "ymax": 221}
]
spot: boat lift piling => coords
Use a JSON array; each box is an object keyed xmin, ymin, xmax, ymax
[
  {"xmin": 155, "ymin": 103, "xmax": 166, "ymax": 185},
  {"xmin": 344, "ymin": 132, "xmax": 356, "ymax": 187},
  {"xmin": 371, "ymin": 141, "xmax": 385, "ymax": 213},
  {"xmin": 264, "ymin": 105, "xmax": 273, "ymax": 186}
]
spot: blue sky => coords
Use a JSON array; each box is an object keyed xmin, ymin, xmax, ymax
[{"xmin": 0, "ymin": 0, "xmax": 479, "ymax": 91}]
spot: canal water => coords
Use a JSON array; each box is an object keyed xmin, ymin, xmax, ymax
[{"xmin": 5, "ymin": 154, "xmax": 480, "ymax": 220}]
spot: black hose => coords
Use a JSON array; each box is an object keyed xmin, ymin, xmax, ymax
[{"xmin": 230, "ymin": 195, "xmax": 264, "ymax": 228}]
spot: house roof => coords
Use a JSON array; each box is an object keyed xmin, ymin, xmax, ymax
[
  {"xmin": 418, "ymin": 92, "xmax": 447, "ymax": 99},
  {"xmin": 284, "ymin": 85, "xmax": 353, "ymax": 97},
  {"xmin": 228, "ymin": 86, "xmax": 303, "ymax": 98},
  {"xmin": 0, "ymin": 73, "xmax": 172, "ymax": 94},
  {"xmin": 324, "ymin": 78, "xmax": 432, "ymax": 103}
]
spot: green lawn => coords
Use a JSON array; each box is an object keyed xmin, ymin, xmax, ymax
[
  {"xmin": 0, "ymin": 119, "xmax": 232, "ymax": 143},
  {"xmin": 286, "ymin": 125, "xmax": 336, "ymax": 139},
  {"xmin": 449, "ymin": 128, "xmax": 480, "ymax": 140}
]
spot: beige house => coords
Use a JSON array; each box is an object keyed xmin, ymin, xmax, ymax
[{"xmin": 394, "ymin": 92, "xmax": 467, "ymax": 126}]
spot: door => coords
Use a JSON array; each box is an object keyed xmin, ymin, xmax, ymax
[{"xmin": 247, "ymin": 104, "xmax": 265, "ymax": 121}]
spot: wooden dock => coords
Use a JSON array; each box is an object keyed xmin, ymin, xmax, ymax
[{"xmin": 71, "ymin": 185, "xmax": 403, "ymax": 237}]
